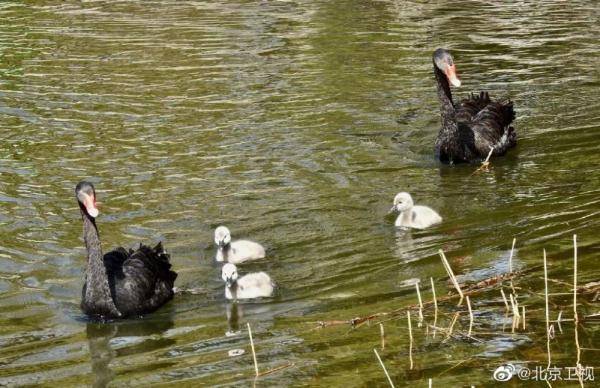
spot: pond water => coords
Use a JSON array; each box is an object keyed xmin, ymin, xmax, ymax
[{"xmin": 0, "ymin": 0, "xmax": 598, "ymax": 386}]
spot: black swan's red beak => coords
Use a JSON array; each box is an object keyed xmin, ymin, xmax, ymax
[
  {"xmin": 444, "ymin": 64, "xmax": 461, "ymax": 87},
  {"xmin": 81, "ymin": 193, "xmax": 99, "ymax": 218}
]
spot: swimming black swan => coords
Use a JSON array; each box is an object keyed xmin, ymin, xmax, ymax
[
  {"xmin": 75, "ymin": 181, "xmax": 177, "ymax": 319},
  {"xmin": 432, "ymin": 48, "xmax": 516, "ymax": 163}
]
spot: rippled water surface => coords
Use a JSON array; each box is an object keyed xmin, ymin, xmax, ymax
[{"xmin": 1, "ymin": 1, "xmax": 599, "ymax": 386}]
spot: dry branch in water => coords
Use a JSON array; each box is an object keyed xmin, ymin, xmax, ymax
[
  {"xmin": 247, "ymin": 323, "xmax": 259, "ymax": 377},
  {"xmin": 439, "ymin": 250, "xmax": 464, "ymax": 305}
]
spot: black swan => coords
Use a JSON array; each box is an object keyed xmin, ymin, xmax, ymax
[
  {"xmin": 75, "ymin": 181, "xmax": 177, "ymax": 319},
  {"xmin": 432, "ymin": 48, "xmax": 516, "ymax": 163}
]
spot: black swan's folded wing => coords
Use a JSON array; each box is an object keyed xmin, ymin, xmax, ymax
[
  {"xmin": 457, "ymin": 92, "xmax": 517, "ymax": 157},
  {"xmin": 111, "ymin": 242, "xmax": 177, "ymax": 315},
  {"xmin": 455, "ymin": 91, "xmax": 491, "ymax": 123}
]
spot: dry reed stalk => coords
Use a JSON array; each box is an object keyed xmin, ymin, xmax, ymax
[
  {"xmin": 543, "ymin": 249, "xmax": 551, "ymax": 368},
  {"xmin": 431, "ymin": 277, "xmax": 438, "ymax": 338},
  {"xmin": 428, "ymin": 378, "xmax": 432, "ymax": 388},
  {"xmin": 522, "ymin": 306, "xmax": 526, "ymax": 330},
  {"xmin": 575, "ymin": 326, "xmax": 583, "ymax": 387},
  {"xmin": 373, "ymin": 349, "xmax": 395, "ymax": 388},
  {"xmin": 573, "ymin": 234, "xmax": 583, "ymax": 387},
  {"xmin": 510, "ymin": 293, "xmax": 521, "ymax": 332},
  {"xmin": 247, "ymin": 322, "xmax": 259, "ymax": 377},
  {"xmin": 510, "ymin": 293, "xmax": 520, "ymax": 317},
  {"xmin": 466, "ymin": 296, "xmax": 474, "ymax": 337},
  {"xmin": 573, "ymin": 234, "xmax": 578, "ymax": 324},
  {"xmin": 509, "ymin": 293, "xmax": 518, "ymax": 333},
  {"xmin": 438, "ymin": 250, "xmax": 464, "ymax": 305},
  {"xmin": 415, "ymin": 281, "xmax": 424, "ymax": 326},
  {"xmin": 445, "ymin": 312, "xmax": 460, "ymax": 341},
  {"xmin": 509, "ymin": 237, "xmax": 516, "ymax": 273},
  {"xmin": 500, "ymin": 288, "xmax": 510, "ymax": 311},
  {"xmin": 256, "ymin": 362, "xmax": 295, "ymax": 378},
  {"xmin": 380, "ymin": 323, "xmax": 385, "ymax": 350},
  {"xmin": 407, "ymin": 311, "xmax": 414, "ymax": 370}
]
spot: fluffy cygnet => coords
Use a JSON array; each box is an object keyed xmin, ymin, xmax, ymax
[
  {"xmin": 221, "ymin": 263, "xmax": 275, "ymax": 300},
  {"xmin": 391, "ymin": 192, "xmax": 442, "ymax": 229},
  {"xmin": 214, "ymin": 226, "xmax": 266, "ymax": 264}
]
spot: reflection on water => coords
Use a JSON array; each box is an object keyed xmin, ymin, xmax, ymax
[
  {"xmin": 87, "ymin": 324, "xmax": 117, "ymax": 388},
  {"xmin": 225, "ymin": 302, "xmax": 241, "ymax": 335},
  {"xmin": 0, "ymin": 0, "xmax": 599, "ymax": 385},
  {"xmin": 87, "ymin": 315, "xmax": 175, "ymax": 387}
]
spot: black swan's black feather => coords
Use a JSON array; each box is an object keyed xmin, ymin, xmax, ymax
[{"xmin": 104, "ymin": 242, "xmax": 177, "ymax": 317}]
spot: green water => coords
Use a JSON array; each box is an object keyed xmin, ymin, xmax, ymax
[{"xmin": 0, "ymin": 1, "xmax": 599, "ymax": 386}]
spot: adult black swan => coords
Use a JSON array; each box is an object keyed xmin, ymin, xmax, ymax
[
  {"xmin": 75, "ymin": 181, "xmax": 177, "ymax": 319},
  {"xmin": 432, "ymin": 48, "xmax": 516, "ymax": 163}
]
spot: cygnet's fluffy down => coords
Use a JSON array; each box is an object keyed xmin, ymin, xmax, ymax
[
  {"xmin": 221, "ymin": 263, "xmax": 274, "ymax": 300},
  {"xmin": 391, "ymin": 192, "xmax": 442, "ymax": 229},
  {"xmin": 214, "ymin": 226, "xmax": 266, "ymax": 264}
]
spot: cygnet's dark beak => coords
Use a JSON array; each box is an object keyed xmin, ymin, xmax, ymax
[
  {"xmin": 388, "ymin": 205, "xmax": 397, "ymax": 215},
  {"xmin": 225, "ymin": 277, "xmax": 233, "ymax": 288},
  {"xmin": 218, "ymin": 240, "xmax": 226, "ymax": 248}
]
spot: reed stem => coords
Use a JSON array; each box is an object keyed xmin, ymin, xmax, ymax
[
  {"xmin": 438, "ymin": 250, "xmax": 464, "ymax": 305},
  {"xmin": 247, "ymin": 322, "xmax": 259, "ymax": 377},
  {"xmin": 373, "ymin": 349, "xmax": 395, "ymax": 388},
  {"xmin": 509, "ymin": 237, "xmax": 516, "ymax": 273},
  {"xmin": 543, "ymin": 249, "xmax": 551, "ymax": 368},
  {"xmin": 407, "ymin": 310, "xmax": 414, "ymax": 370},
  {"xmin": 415, "ymin": 281, "xmax": 424, "ymax": 326},
  {"xmin": 466, "ymin": 296, "xmax": 474, "ymax": 337}
]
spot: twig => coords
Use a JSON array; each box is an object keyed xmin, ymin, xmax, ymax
[
  {"xmin": 557, "ymin": 310, "xmax": 564, "ymax": 334},
  {"xmin": 444, "ymin": 312, "xmax": 460, "ymax": 343},
  {"xmin": 415, "ymin": 281, "xmax": 424, "ymax": 326},
  {"xmin": 247, "ymin": 322, "xmax": 259, "ymax": 377},
  {"xmin": 256, "ymin": 362, "xmax": 295, "ymax": 377},
  {"xmin": 407, "ymin": 311, "xmax": 414, "ymax": 370},
  {"xmin": 573, "ymin": 234, "xmax": 578, "ymax": 324},
  {"xmin": 522, "ymin": 306, "xmax": 526, "ymax": 330},
  {"xmin": 509, "ymin": 237, "xmax": 516, "ymax": 273},
  {"xmin": 431, "ymin": 277, "xmax": 438, "ymax": 337},
  {"xmin": 543, "ymin": 249, "xmax": 551, "ymax": 368},
  {"xmin": 380, "ymin": 323, "xmax": 385, "ymax": 350},
  {"xmin": 373, "ymin": 349, "xmax": 395, "ymax": 388},
  {"xmin": 466, "ymin": 296, "xmax": 474, "ymax": 337},
  {"xmin": 500, "ymin": 288, "xmax": 510, "ymax": 312},
  {"xmin": 439, "ymin": 250, "xmax": 464, "ymax": 305},
  {"xmin": 573, "ymin": 234, "xmax": 583, "ymax": 388},
  {"xmin": 509, "ymin": 293, "xmax": 520, "ymax": 333}
]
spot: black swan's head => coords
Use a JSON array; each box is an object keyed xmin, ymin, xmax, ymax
[
  {"xmin": 221, "ymin": 263, "xmax": 238, "ymax": 288},
  {"xmin": 433, "ymin": 48, "xmax": 461, "ymax": 87},
  {"xmin": 75, "ymin": 181, "xmax": 99, "ymax": 218}
]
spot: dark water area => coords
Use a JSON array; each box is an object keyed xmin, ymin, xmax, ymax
[{"xmin": 0, "ymin": 0, "xmax": 599, "ymax": 386}]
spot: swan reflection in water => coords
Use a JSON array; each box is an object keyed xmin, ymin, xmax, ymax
[
  {"xmin": 224, "ymin": 301, "xmax": 276, "ymax": 335},
  {"xmin": 86, "ymin": 314, "xmax": 174, "ymax": 388}
]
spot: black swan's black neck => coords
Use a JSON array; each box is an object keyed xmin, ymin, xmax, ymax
[
  {"xmin": 434, "ymin": 64, "xmax": 456, "ymax": 128},
  {"xmin": 434, "ymin": 63, "xmax": 462, "ymax": 162},
  {"xmin": 81, "ymin": 207, "xmax": 120, "ymax": 317}
]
